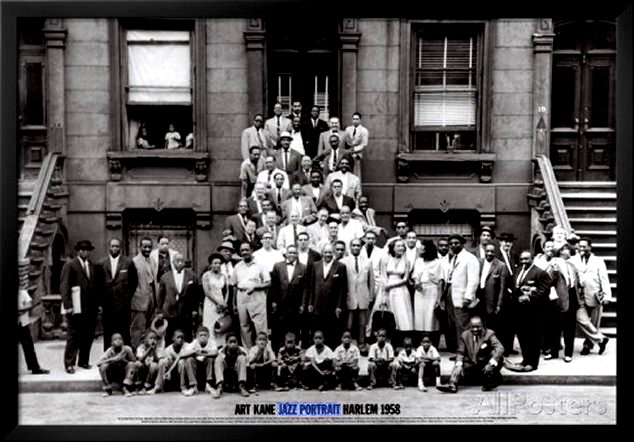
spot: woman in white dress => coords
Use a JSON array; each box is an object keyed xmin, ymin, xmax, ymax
[
  {"xmin": 412, "ymin": 240, "xmax": 445, "ymax": 348},
  {"xmin": 201, "ymin": 253, "xmax": 229, "ymax": 347},
  {"xmin": 383, "ymin": 239, "xmax": 413, "ymax": 347}
]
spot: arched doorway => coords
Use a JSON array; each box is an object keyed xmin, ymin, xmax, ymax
[{"xmin": 550, "ymin": 20, "xmax": 616, "ymax": 181}]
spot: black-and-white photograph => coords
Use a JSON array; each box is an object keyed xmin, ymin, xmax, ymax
[{"xmin": 10, "ymin": 7, "xmax": 628, "ymax": 430}]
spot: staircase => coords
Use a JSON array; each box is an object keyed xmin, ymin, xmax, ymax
[
  {"xmin": 560, "ymin": 181, "xmax": 617, "ymax": 337},
  {"xmin": 18, "ymin": 153, "xmax": 69, "ymax": 339}
]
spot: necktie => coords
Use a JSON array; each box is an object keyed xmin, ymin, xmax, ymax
[
  {"xmin": 84, "ymin": 260, "xmax": 90, "ymax": 279},
  {"xmin": 353, "ymin": 127, "xmax": 357, "ymax": 138},
  {"xmin": 277, "ymin": 190, "xmax": 282, "ymax": 205},
  {"xmin": 257, "ymin": 129, "xmax": 264, "ymax": 148},
  {"xmin": 333, "ymin": 149, "xmax": 337, "ymax": 168},
  {"xmin": 313, "ymin": 119, "xmax": 317, "ymax": 128},
  {"xmin": 355, "ymin": 256, "xmax": 359, "ymax": 273},
  {"xmin": 504, "ymin": 251, "xmax": 513, "ymax": 275},
  {"xmin": 293, "ymin": 224, "xmax": 298, "ymax": 244},
  {"xmin": 517, "ymin": 266, "xmax": 527, "ymax": 287},
  {"xmin": 448, "ymin": 256, "xmax": 457, "ymax": 281},
  {"xmin": 276, "ymin": 116, "xmax": 280, "ymax": 135},
  {"xmin": 285, "ymin": 149, "xmax": 290, "ymax": 170}
]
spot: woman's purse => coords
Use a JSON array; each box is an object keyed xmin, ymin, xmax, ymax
[
  {"xmin": 371, "ymin": 302, "xmax": 396, "ymax": 337},
  {"xmin": 214, "ymin": 308, "xmax": 233, "ymax": 335}
]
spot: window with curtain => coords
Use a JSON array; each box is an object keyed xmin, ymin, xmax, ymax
[
  {"xmin": 412, "ymin": 27, "xmax": 480, "ymax": 151},
  {"xmin": 124, "ymin": 28, "xmax": 194, "ymax": 150}
]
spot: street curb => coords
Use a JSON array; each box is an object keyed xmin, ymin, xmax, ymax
[{"xmin": 20, "ymin": 375, "xmax": 616, "ymax": 393}]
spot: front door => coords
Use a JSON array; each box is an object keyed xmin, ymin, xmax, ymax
[
  {"xmin": 550, "ymin": 20, "xmax": 616, "ymax": 181},
  {"xmin": 267, "ymin": 19, "xmax": 339, "ymax": 121}
]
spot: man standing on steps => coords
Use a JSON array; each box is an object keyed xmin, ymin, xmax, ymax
[
  {"xmin": 131, "ymin": 237, "xmax": 157, "ymax": 349},
  {"xmin": 570, "ymin": 237, "xmax": 611, "ymax": 355}
]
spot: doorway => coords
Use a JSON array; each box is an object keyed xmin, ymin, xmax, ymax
[
  {"xmin": 550, "ymin": 20, "xmax": 616, "ymax": 181},
  {"xmin": 266, "ymin": 19, "xmax": 339, "ymax": 120}
]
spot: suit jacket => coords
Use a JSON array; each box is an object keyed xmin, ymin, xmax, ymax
[
  {"xmin": 306, "ymin": 260, "xmax": 348, "ymax": 316},
  {"xmin": 267, "ymin": 187, "xmax": 292, "ymax": 210},
  {"xmin": 543, "ymin": 258, "xmax": 572, "ymax": 313},
  {"xmin": 276, "ymin": 223, "xmax": 307, "ymax": 254},
  {"xmin": 158, "ymin": 269, "xmax": 201, "ymax": 319},
  {"xmin": 264, "ymin": 115, "xmax": 293, "ymax": 148},
  {"xmin": 344, "ymin": 124, "xmax": 369, "ymax": 156},
  {"xmin": 247, "ymin": 196, "xmax": 264, "ymax": 219},
  {"xmin": 97, "ymin": 255, "xmax": 138, "ymax": 312},
  {"xmin": 272, "ymin": 147, "xmax": 303, "ymax": 176},
  {"xmin": 256, "ymin": 224, "xmax": 280, "ymax": 246},
  {"xmin": 149, "ymin": 248, "xmax": 178, "ymax": 283},
  {"xmin": 513, "ymin": 263, "xmax": 551, "ymax": 309},
  {"xmin": 292, "ymin": 168, "xmax": 313, "ymax": 187},
  {"xmin": 448, "ymin": 249, "xmax": 481, "ymax": 307},
  {"xmin": 303, "ymin": 118, "xmax": 329, "ymax": 157},
  {"xmin": 240, "ymin": 125, "xmax": 268, "ymax": 160},
  {"xmin": 298, "ymin": 248, "xmax": 322, "ymax": 268},
  {"xmin": 456, "ymin": 328, "xmax": 505, "ymax": 366},
  {"xmin": 325, "ymin": 171, "xmax": 361, "ymax": 201},
  {"xmin": 470, "ymin": 239, "xmax": 503, "ymax": 261},
  {"xmin": 224, "ymin": 214, "xmax": 250, "ymax": 244},
  {"xmin": 269, "ymin": 261, "xmax": 308, "ymax": 319},
  {"xmin": 341, "ymin": 255, "xmax": 375, "ymax": 310},
  {"xmin": 319, "ymin": 149, "xmax": 355, "ymax": 176},
  {"xmin": 569, "ymin": 253, "xmax": 612, "ymax": 307},
  {"xmin": 317, "ymin": 129, "xmax": 347, "ymax": 156},
  {"xmin": 281, "ymin": 196, "xmax": 317, "ymax": 224},
  {"xmin": 477, "ymin": 258, "xmax": 508, "ymax": 314},
  {"xmin": 60, "ymin": 257, "xmax": 98, "ymax": 315},
  {"xmin": 302, "ymin": 183, "xmax": 327, "ymax": 204},
  {"xmin": 318, "ymin": 193, "xmax": 356, "ymax": 214},
  {"xmin": 132, "ymin": 253, "xmax": 155, "ymax": 312},
  {"xmin": 306, "ymin": 222, "xmax": 329, "ymax": 251}
]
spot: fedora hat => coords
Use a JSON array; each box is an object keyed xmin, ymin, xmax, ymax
[
  {"xmin": 75, "ymin": 240, "xmax": 95, "ymax": 251},
  {"xmin": 499, "ymin": 232, "xmax": 516, "ymax": 242},
  {"xmin": 216, "ymin": 241, "xmax": 235, "ymax": 253},
  {"xmin": 279, "ymin": 130, "xmax": 293, "ymax": 140}
]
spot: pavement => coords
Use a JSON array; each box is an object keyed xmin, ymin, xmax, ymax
[{"xmin": 18, "ymin": 336, "xmax": 616, "ymax": 393}]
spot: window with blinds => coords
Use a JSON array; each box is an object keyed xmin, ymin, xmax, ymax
[{"xmin": 412, "ymin": 28, "xmax": 480, "ymax": 151}]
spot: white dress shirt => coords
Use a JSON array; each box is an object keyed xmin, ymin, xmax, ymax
[
  {"xmin": 322, "ymin": 260, "xmax": 334, "ymax": 279},
  {"xmin": 480, "ymin": 259, "xmax": 492, "ymax": 289},
  {"xmin": 109, "ymin": 255, "xmax": 120, "ymax": 278},
  {"xmin": 290, "ymin": 130, "xmax": 305, "ymax": 155},
  {"xmin": 286, "ymin": 262, "xmax": 296, "ymax": 281},
  {"xmin": 298, "ymin": 250, "xmax": 309, "ymax": 266},
  {"xmin": 173, "ymin": 269, "xmax": 184, "ymax": 293}
]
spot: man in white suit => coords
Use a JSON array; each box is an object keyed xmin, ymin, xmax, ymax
[
  {"xmin": 264, "ymin": 102, "xmax": 292, "ymax": 149},
  {"xmin": 445, "ymin": 234, "xmax": 480, "ymax": 354},
  {"xmin": 344, "ymin": 112, "xmax": 369, "ymax": 179},
  {"xmin": 341, "ymin": 238, "xmax": 375, "ymax": 345},
  {"xmin": 570, "ymin": 237, "xmax": 612, "ymax": 355},
  {"xmin": 307, "ymin": 208, "xmax": 330, "ymax": 252},
  {"xmin": 240, "ymin": 114, "xmax": 267, "ymax": 161},
  {"xmin": 281, "ymin": 183, "xmax": 318, "ymax": 225},
  {"xmin": 317, "ymin": 116, "xmax": 347, "ymax": 156},
  {"xmin": 277, "ymin": 212, "xmax": 307, "ymax": 255},
  {"xmin": 325, "ymin": 157, "xmax": 361, "ymax": 202}
]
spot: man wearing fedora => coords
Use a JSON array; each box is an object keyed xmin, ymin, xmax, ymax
[
  {"xmin": 60, "ymin": 240, "xmax": 99, "ymax": 374},
  {"xmin": 273, "ymin": 130, "xmax": 302, "ymax": 176}
]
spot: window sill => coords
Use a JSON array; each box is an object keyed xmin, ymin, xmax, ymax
[
  {"xmin": 106, "ymin": 150, "xmax": 209, "ymax": 182},
  {"xmin": 396, "ymin": 152, "xmax": 495, "ymax": 183}
]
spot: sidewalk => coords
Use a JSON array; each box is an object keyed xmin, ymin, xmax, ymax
[{"xmin": 19, "ymin": 336, "xmax": 616, "ymax": 393}]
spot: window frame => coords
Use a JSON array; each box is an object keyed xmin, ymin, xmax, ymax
[
  {"xmin": 400, "ymin": 20, "xmax": 492, "ymax": 154},
  {"xmin": 109, "ymin": 18, "xmax": 207, "ymax": 153}
]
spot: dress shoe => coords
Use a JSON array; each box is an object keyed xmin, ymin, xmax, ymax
[
  {"xmin": 65, "ymin": 366, "xmax": 75, "ymax": 374},
  {"xmin": 436, "ymin": 384, "xmax": 458, "ymax": 393},
  {"xmin": 580, "ymin": 347, "xmax": 591, "ymax": 356},
  {"xmin": 564, "ymin": 356, "xmax": 572, "ymax": 363},
  {"xmin": 521, "ymin": 365, "xmax": 535, "ymax": 372},
  {"xmin": 598, "ymin": 337, "xmax": 609, "ymax": 355},
  {"xmin": 504, "ymin": 363, "xmax": 525, "ymax": 372},
  {"xmin": 79, "ymin": 363, "xmax": 92, "ymax": 370},
  {"xmin": 543, "ymin": 354, "xmax": 553, "ymax": 360},
  {"xmin": 31, "ymin": 368, "xmax": 50, "ymax": 375}
]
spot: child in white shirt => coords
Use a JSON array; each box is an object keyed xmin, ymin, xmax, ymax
[{"xmin": 416, "ymin": 335, "xmax": 441, "ymax": 391}]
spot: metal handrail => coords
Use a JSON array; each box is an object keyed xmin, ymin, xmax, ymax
[
  {"xmin": 534, "ymin": 154, "xmax": 572, "ymax": 233},
  {"xmin": 18, "ymin": 152, "xmax": 60, "ymax": 260}
]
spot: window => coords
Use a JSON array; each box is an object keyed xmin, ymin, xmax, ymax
[
  {"xmin": 411, "ymin": 25, "xmax": 482, "ymax": 151},
  {"xmin": 116, "ymin": 20, "xmax": 203, "ymax": 151}
]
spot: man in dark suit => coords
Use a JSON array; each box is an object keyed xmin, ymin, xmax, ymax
[
  {"xmin": 247, "ymin": 182, "xmax": 267, "ymax": 217},
  {"xmin": 303, "ymin": 243, "xmax": 348, "ymax": 349},
  {"xmin": 97, "ymin": 238, "xmax": 138, "ymax": 350},
  {"xmin": 505, "ymin": 250, "xmax": 551, "ymax": 372},
  {"xmin": 224, "ymin": 199, "xmax": 251, "ymax": 245},
  {"xmin": 318, "ymin": 179, "xmax": 356, "ymax": 214},
  {"xmin": 317, "ymin": 133, "xmax": 355, "ymax": 176},
  {"xmin": 304, "ymin": 105, "xmax": 329, "ymax": 158},
  {"xmin": 267, "ymin": 172, "xmax": 292, "ymax": 212},
  {"xmin": 60, "ymin": 240, "xmax": 99, "ymax": 374},
  {"xmin": 470, "ymin": 226, "xmax": 502, "ymax": 261},
  {"xmin": 269, "ymin": 244, "xmax": 308, "ymax": 350},
  {"xmin": 281, "ymin": 183, "xmax": 318, "ymax": 225},
  {"xmin": 157, "ymin": 252, "xmax": 202, "ymax": 343},
  {"xmin": 437, "ymin": 316, "xmax": 505, "ymax": 393},
  {"xmin": 476, "ymin": 244, "xmax": 508, "ymax": 333},
  {"xmin": 498, "ymin": 232, "xmax": 520, "ymax": 356},
  {"xmin": 273, "ymin": 131, "xmax": 302, "ymax": 176},
  {"xmin": 302, "ymin": 170, "xmax": 327, "ymax": 204},
  {"xmin": 291, "ymin": 155, "xmax": 314, "ymax": 187}
]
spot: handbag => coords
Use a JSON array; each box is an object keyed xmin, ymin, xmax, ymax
[
  {"xmin": 371, "ymin": 303, "xmax": 396, "ymax": 337},
  {"xmin": 214, "ymin": 309, "xmax": 233, "ymax": 334}
]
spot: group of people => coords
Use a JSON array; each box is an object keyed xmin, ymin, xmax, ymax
[{"xmin": 44, "ymin": 101, "xmax": 612, "ymax": 397}]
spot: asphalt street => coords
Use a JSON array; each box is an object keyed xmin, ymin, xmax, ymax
[{"xmin": 18, "ymin": 385, "xmax": 615, "ymax": 425}]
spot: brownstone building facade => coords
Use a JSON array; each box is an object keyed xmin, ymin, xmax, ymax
[{"xmin": 17, "ymin": 17, "xmax": 618, "ymax": 336}]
